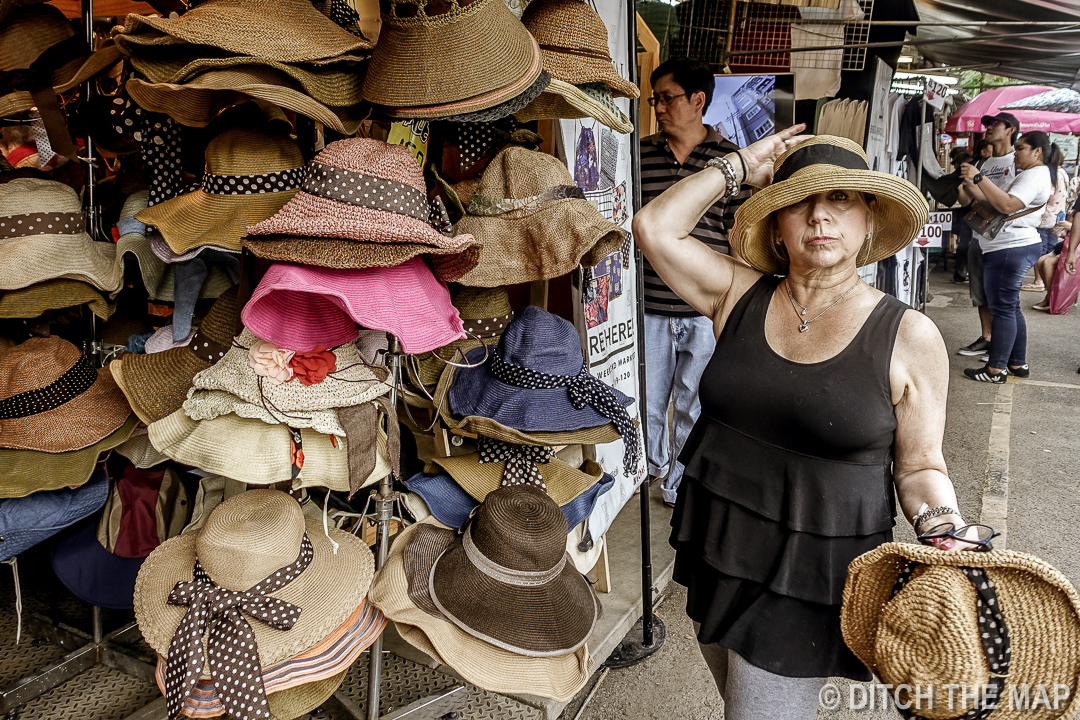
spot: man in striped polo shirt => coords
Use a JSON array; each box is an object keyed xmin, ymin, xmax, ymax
[{"xmin": 641, "ymin": 57, "xmax": 749, "ymax": 506}]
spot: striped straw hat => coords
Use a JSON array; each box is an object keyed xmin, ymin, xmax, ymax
[
  {"xmin": 730, "ymin": 136, "xmax": 929, "ymax": 275},
  {"xmin": 136, "ymin": 127, "xmax": 305, "ymax": 255},
  {"xmin": 516, "ymin": 79, "xmax": 634, "ymax": 134}
]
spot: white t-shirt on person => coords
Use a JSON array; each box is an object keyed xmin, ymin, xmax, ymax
[
  {"xmin": 971, "ymin": 153, "xmax": 1014, "ymax": 247},
  {"xmin": 980, "ymin": 164, "xmax": 1052, "ymax": 253}
]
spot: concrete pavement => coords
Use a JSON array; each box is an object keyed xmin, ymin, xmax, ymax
[{"xmin": 560, "ymin": 269, "xmax": 1080, "ymax": 720}]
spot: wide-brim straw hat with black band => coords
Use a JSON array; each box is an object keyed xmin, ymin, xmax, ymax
[
  {"xmin": 412, "ymin": 287, "xmax": 514, "ymax": 389},
  {"xmin": 111, "ymin": 286, "xmax": 239, "ymax": 425},
  {"xmin": 134, "ymin": 490, "xmax": 374, "ymax": 678},
  {"xmin": 147, "ymin": 409, "xmax": 391, "ymax": 493},
  {"xmin": 363, "ymin": 0, "xmax": 539, "ymax": 110},
  {"xmin": 428, "ymin": 485, "xmax": 599, "ymax": 657},
  {"xmin": 114, "ymin": 0, "xmax": 371, "ymax": 63},
  {"xmin": 0, "ymin": 178, "xmax": 121, "ymax": 294},
  {"xmin": 125, "ymin": 69, "xmax": 366, "ymax": 136},
  {"xmin": 521, "ymin": 0, "xmax": 639, "ymax": 100},
  {"xmin": 730, "ymin": 136, "xmax": 930, "ymax": 275},
  {"xmin": 0, "ymin": 4, "xmax": 122, "ymax": 118},
  {"xmin": 0, "ymin": 415, "xmax": 138, "ymax": 499},
  {"xmin": 247, "ymin": 138, "xmax": 474, "ymax": 252},
  {"xmin": 241, "ymin": 234, "xmax": 481, "ymax": 284},
  {"xmin": 136, "ymin": 127, "xmax": 305, "ymax": 255},
  {"xmin": 516, "ymin": 79, "xmax": 633, "ymax": 134},
  {"xmin": 368, "ymin": 518, "xmax": 594, "ymax": 701},
  {"xmin": 432, "ymin": 361, "xmax": 623, "ymax": 447},
  {"xmin": 0, "ymin": 279, "xmax": 114, "ymax": 320},
  {"xmin": 188, "ymin": 328, "xmax": 390, "ymax": 414},
  {"xmin": 842, "ymin": 542, "xmax": 1080, "ymax": 720},
  {"xmin": 384, "ymin": 69, "xmax": 549, "ymax": 123},
  {"xmin": 452, "ymin": 146, "xmax": 624, "ymax": 287},
  {"xmin": 0, "ymin": 337, "xmax": 132, "ymax": 453}
]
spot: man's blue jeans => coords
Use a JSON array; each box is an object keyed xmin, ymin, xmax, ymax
[
  {"xmin": 984, "ymin": 242, "xmax": 1042, "ymax": 369},
  {"xmin": 644, "ymin": 313, "xmax": 716, "ymax": 504}
]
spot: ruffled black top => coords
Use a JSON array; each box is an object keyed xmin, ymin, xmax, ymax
[{"xmin": 670, "ymin": 275, "xmax": 909, "ymax": 680}]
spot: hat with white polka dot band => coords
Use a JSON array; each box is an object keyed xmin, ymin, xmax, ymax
[
  {"xmin": 412, "ymin": 287, "xmax": 514, "ymax": 389},
  {"xmin": 134, "ymin": 490, "xmax": 375, "ymax": 719},
  {"xmin": 0, "ymin": 178, "xmax": 122, "ymax": 295},
  {"xmin": 843, "ymin": 542, "xmax": 1080, "ymax": 720},
  {"xmin": 432, "ymin": 448, "xmax": 607, "ymax": 508},
  {"xmin": 136, "ymin": 127, "xmax": 305, "ymax": 255},
  {"xmin": 247, "ymin": 138, "xmax": 476, "ymax": 252}
]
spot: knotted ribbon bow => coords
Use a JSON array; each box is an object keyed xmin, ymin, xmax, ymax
[
  {"xmin": 487, "ymin": 350, "xmax": 640, "ymax": 474},
  {"xmin": 164, "ymin": 534, "xmax": 314, "ymax": 720},
  {"xmin": 477, "ymin": 436, "xmax": 555, "ymax": 491}
]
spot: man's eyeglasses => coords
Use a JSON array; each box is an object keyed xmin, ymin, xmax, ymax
[
  {"xmin": 647, "ymin": 92, "xmax": 690, "ymax": 108},
  {"xmin": 918, "ymin": 523, "xmax": 999, "ymax": 552}
]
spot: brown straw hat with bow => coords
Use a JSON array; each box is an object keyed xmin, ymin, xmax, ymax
[
  {"xmin": 842, "ymin": 542, "xmax": 1080, "ymax": 720},
  {"xmin": 521, "ymin": 0, "xmax": 639, "ymax": 99},
  {"xmin": 0, "ymin": 337, "xmax": 132, "ymax": 453},
  {"xmin": 452, "ymin": 146, "xmax": 624, "ymax": 287},
  {"xmin": 730, "ymin": 136, "xmax": 929, "ymax": 275}
]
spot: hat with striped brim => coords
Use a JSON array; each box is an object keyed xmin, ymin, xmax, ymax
[
  {"xmin": 730, "ymin": 136, "xmax": 929, "ymax": 275},
  {"xmin": 515, "ymin": 79, "xmax": 633, "ymax": 134}
]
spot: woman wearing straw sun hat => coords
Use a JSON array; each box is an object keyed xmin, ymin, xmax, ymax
[{"xmin": 634, "ymin": 127, "xmax": 977, "ymax": 719}]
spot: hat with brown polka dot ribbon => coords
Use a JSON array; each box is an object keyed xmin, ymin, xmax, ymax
[
  {"xmin": 133, "ymin": 490, "xmax": 375, "ymax": 720},
  {"xmin": 842, "ymin": 542, "xmax": 1080, "ymax": 720},
  {"xmin": 0, "ymin": 178, "xmax": 122, "ymax": 295},
  {"xmin": 0, "ymin": 336, "xmax": 132, "ymax": 454}
]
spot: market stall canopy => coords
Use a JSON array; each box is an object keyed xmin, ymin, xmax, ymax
[
  {"xmin": 945, "ymin": 85, "xmax": 1080, "ymax": 133},
  {"xmin": 1002, "ymin": 87, "xmax": 1080, "ymax": 113},
  {"xmin": 914, "ymin": 0, "xmax": 1080, "ymax": 89}
]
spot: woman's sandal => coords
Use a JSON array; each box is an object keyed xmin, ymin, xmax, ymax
[
  {"xmin": 1033, "ymin": 302, "xmax": 1050, "ymax": 311},
  {"xmin": 1021, "ymin": 283, "xmax": 1046, "ymax": 292}
]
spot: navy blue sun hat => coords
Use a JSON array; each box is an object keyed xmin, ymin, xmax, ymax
[
  {"xmin": 51, "ymin": 519, "xmax": 146, "ymax": 610},
  {"xmin": 405, "ymin": 468, "xmax": 616, "ymax": 531},
  {"xmin": 0, "ymin": 467, "xmax": 109, "ymax": 562},
  {"xmin": 447, "ymin": 306, "xmax": 639, "ymax": 473}
]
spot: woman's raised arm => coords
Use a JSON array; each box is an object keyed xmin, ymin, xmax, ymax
[{"xmin": 632, "ymin": 124, "xmax": 809, "ymax": 321}]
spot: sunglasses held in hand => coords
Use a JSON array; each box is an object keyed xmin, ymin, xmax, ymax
[{"xmin": 918, "ymin": 523, "xmax": 999, "ymax": 552}]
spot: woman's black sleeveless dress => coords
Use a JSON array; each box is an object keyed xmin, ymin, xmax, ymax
[{"xmin": 671, "ymin": 275, "xmax": 909, "ymax": 680}]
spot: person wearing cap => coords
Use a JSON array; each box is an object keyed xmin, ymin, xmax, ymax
[
  {"xmin": 633, "ymin": 126, "xmax": 979, "ymax": 718},
  {"xmin": 956, "ymin": 112, "xmax": 1019, "ymax": 360},
  {"xmin": 640, "ymin": 57, "xmax": 751, "ymax": 507}
]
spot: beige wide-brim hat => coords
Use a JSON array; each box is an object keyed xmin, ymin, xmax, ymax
[
  {"xmin": 368, "ymin": 519, "xmax": 593, "ymax": 701},
  {"xmin": 147, "ymin": 410, "xmax": 390, "ymax": 493},
  {"xmin": 452, "ymin": 146, "xmax": 624, "ymax": 287},
  {"xmin": 134, "ymin": 490, "xmax": 374, "ymax": 672},
  {"xmin": 842, "ymin": 542, "xmax": 1080, "ymax": 720},
  {"xmin": 183, "ymin": 389, "xmax": 348, "ymax": 437},
  {"xmin": 0, "ymin": 178, "xmax": 122, "ymax": 294},
  {"xmin": 113, "ymin": 430, "xmax": 170, "ymax": 470},
  {"xmin": 515, "ymin": 78, "xmax": 633, "ymax": 134},
  {"xmin": 730, "ymin": 136, "xmax": 929, "ymax": 275},
  {"xmin": 0, "ymin": 279, "xmax": 114, "ymax": 320},
  {"xmin": 115, "ymin": 0, "xmax": 371, "ymax": 62},
  {"xmin": 136, "ymin": 128, "xmax": 304, "ymax": 255},
  {"xmin": 125, "ymin": 68, "xmax": 366, "ymax": 136},
  {"xmin": 431, "ymin": 453, "xmax": 604, "ymax": 507},
  {"xmin": 363, "ymin": 0, "xmax": 539, "ymax": 109},
  {"xmin": 189, "ymin": 328, "xmax": 390, "ymax": 414}
]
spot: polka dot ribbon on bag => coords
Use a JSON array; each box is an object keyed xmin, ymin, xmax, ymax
[
  {"xmin": 477, "ymin": 436, "xmax": 554, "ymax": 491},
  {"xmin": 163, "ymin": 535, "xmax": 314, "ymax": 720},
  {"xmin": 487, "ymin": 349, "xmax": 640, "ymax": 475}
]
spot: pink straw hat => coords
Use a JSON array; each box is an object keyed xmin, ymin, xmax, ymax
[
  {"xmin": 242, "ymin": 258, "xmax": 465, "ymax": 354},
  {"xmin": 247, "ymin": 138, "xmax": 474, "ymax": 251}
]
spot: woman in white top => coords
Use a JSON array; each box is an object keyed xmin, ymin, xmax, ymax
[{"xmin": 959, "ymin": 131, "xmax": 1059, "ymax": 382}]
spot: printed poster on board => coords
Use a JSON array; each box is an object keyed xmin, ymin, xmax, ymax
[{"xmin": 554, "ymin": 0, "xmax": 646, "ymax": 540}]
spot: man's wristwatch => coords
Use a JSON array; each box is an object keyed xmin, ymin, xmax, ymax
[{"xmin": 973, "ymin": 172, "xmax": 984, "ymax": 185}]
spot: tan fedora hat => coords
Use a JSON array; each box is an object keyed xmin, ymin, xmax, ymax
[
  {"xmin": 125, "ymin": 68, "xmax": 367, "ymax": 136},
  {"xmin": 114, "ymin": 0, "xmax": 371, "ymax": 63},
  {"xmin": 110, "ymin": 286, "xmax": 239, "ymax": 425},
  {"xmin": 0, "ymin": 178, "xmax": 121, "ymax": 294},
  {"xmin": 134, "ymin": 490, "xmax": 374, "ymax": 712},
  {"xmin": 515, "ymin": 78, "xmax": 633, "ymax": 134},
  {"xmin": 147, "ymin": 409, "xmax": 390, "ymax": 493},
  {"xmin": 452, "ymin": 146, "xmax": 624, "ymax": 287},
  {"xmin": 521, "ymin": 0, "xmax": 639, "ymax": 99},
  {"xmin": 136, "ymin": 127, "xmax": 305, "ymax": 255},
  {"xmin": 842, "ymin": 542, "xmax": 1080, "ymax": 720},
  {"xmin": 363, "ymin": 0, "xmax": 539, "ymax": 109},
  {"xmin": 730, "ymin": 136, "xmax": 930, "ymax": 275},
  {"xmin": 368, "ymin": 519, "xmax": 593, "ymax": 701}
]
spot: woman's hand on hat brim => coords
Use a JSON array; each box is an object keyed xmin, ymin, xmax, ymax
[{"xmin": 740, "ymin": 124, "xmax": 813, "ymax": 188}]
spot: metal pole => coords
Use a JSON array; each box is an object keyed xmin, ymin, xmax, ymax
[
  {"xmin": 366, "ymin": 335, "xmax": 402, "ymax": 720},
  {"xmin": 916, "ymin": 96, "xmax": 928, "ymax": 313}
]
